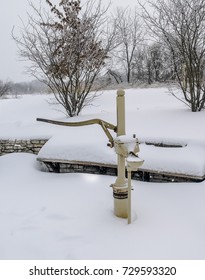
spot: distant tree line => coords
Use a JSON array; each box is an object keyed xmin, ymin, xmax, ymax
[{"xmin": 0, "ymin": 79, "xmax": 47, "ymax": 98}]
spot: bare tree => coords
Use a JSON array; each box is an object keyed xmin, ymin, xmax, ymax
[
  {"xmin": 112, "ymin": 7, "xmax": 144, "ymax": 84},
  {"xmin": 141, "ymin": 0, "xmax": 205, "ymax": 112},
  {"xmin": 130, "ymin": 43, "xmax": 172, "ymax": 84},
  {"xmin": 0, "ymin": 80, "xmax": 11, "ymax": 98},
  {"xmin": 13, "ymin": 0, "xmax": 116, "ymax": 117}
]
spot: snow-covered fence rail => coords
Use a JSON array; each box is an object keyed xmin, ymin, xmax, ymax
[{"xmin": 0, "ymin": 139, "xmax": 48, "ymax": 156}]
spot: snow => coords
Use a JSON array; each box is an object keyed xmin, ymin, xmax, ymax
[
  {"xmin": 1, "ymin": 153, "xmax": 205, "ymax": 260},
  {"xmin": 0, "ymin": 87, "xmax": 205, "ymax": 259},
  {"xmin": 139, "ymin": 142, "xmax": 205, "ymax": 177},
  {"xmin": 1, "ymin": 88, "xmax": 205, "ymax": 142},
  {"xmin": 38, "ymin": 126, "xmax": 117, "ymax": 166},
  {"xmin": 37, "ymin": 130, "xmax": 205, "ymax": 178}
]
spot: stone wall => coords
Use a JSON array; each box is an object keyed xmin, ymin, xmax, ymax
[
  {"xmin": 0, "ymin": 139, "xmax": 48, "ymax": 156},
  {"xmin": 43, "ymin": 161, "xmax": 118, "ymax": 176},
  {"xmin": 41, "ymin": 160, "xmax": 203, "ymax": 183}
]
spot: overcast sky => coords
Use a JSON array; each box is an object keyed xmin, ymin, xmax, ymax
[{"xmin": 0, "ymin": 0, "xmax": 139, "ymax": 83}]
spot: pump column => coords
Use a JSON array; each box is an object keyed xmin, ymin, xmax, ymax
[{"xmin": 113, "ymin": 89, "xmax": 128, "ymax": 218}]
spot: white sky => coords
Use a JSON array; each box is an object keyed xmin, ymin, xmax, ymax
[{"xmin": 0, "ymin": 0, "xmax": 138, "ymax": 83}]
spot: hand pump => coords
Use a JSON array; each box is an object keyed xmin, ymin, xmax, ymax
[{"xmin": 37, "ymin": 89, "xmax": 144, "ymax": 222}]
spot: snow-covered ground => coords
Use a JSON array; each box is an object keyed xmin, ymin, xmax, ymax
[
  {"xmin": 1, "ymin": 87, "xmax": 205, "ymax": 142},
  {"xmin": 0, "ymin": 87, "xmax": 205, "ymax": 259}
]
